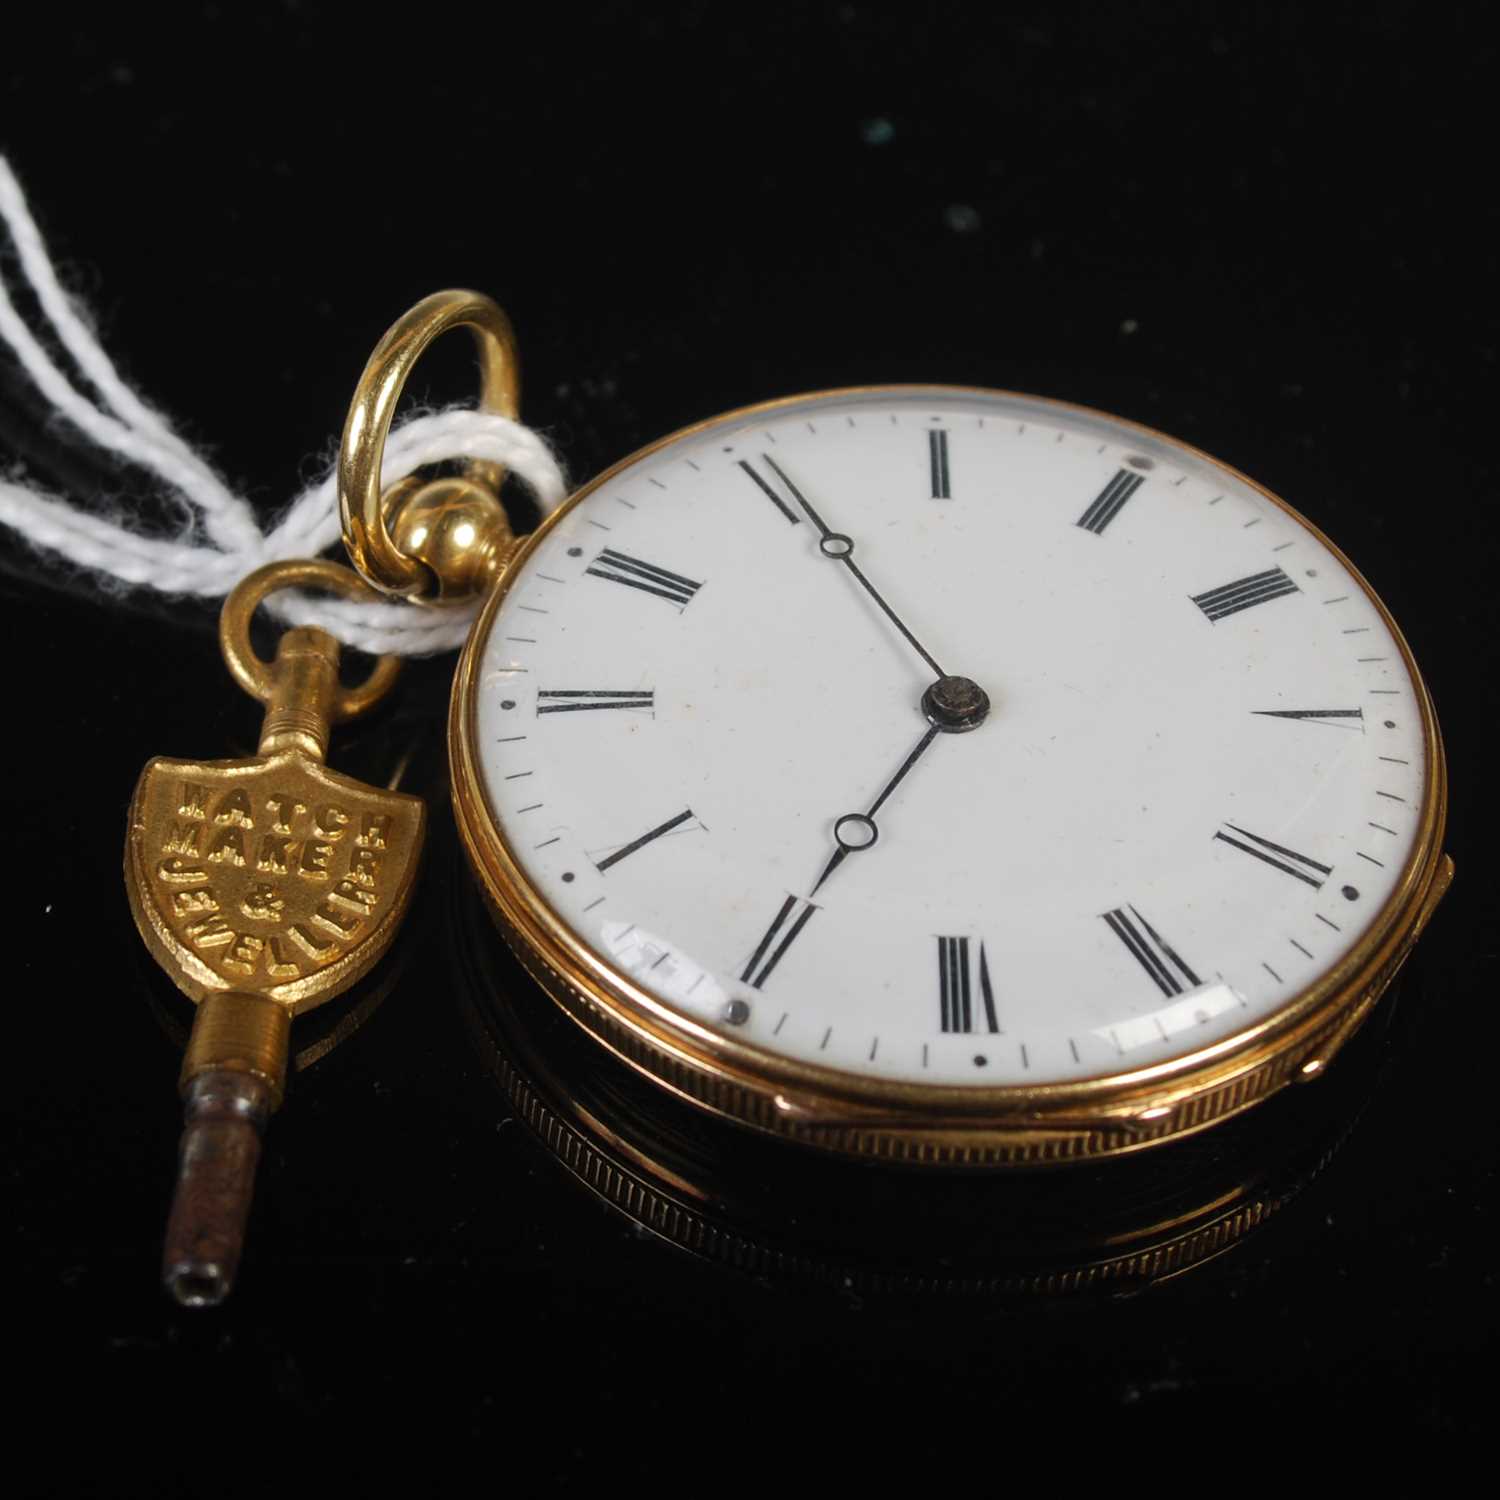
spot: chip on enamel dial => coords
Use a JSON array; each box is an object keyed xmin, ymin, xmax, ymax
[{"xmin": 453, "ymin": 386, "xmax": 1445, "ymax": 1144}]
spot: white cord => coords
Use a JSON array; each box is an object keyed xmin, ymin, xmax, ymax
[{"xmin": 0, "ymin": 155, "xmax": 568, "ymax": 655}]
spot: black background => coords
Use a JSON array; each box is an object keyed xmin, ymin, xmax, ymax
[{"xmin": 4, "ymin": 3, "xmax": 1496, "ymax": 1488}]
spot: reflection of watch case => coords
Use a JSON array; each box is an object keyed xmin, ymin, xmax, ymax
[{"xmin": 449, "ymin": 862, "xmax": 1410, "ymax": 1298}]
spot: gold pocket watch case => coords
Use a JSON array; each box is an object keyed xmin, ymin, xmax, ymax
[{"xmin": 370, "ymin": 295, "xmax": 1458, "ymax": 1168}]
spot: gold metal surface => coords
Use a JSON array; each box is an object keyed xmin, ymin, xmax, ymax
[
  {"xmin": 180, "ymin": 991, "xmax": 293, "ymax": 1106},
  {"xmin": 450, "ymin": 383, "xmax": 1454, "ymax": 1167},
  {"xmin": 338, "ymin": 289, "xmax": 521, "ymax": 603},
  {"xmin": 128, "ymin": 560, "xmax": 426, "ymax": 1014},
  {"xmin": 219, "ymin": 558, "xmax": 402, "ymax": 727}
]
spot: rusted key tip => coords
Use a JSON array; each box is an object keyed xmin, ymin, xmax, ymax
[{"xmin": 162, "ymin": 1070, "xmax": 273, "ymax": 1307}]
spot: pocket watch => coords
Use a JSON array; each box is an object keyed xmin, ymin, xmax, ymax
[{"xmin": 331, "ymin": 290, "xmax": 1454, "ymax": 1167}]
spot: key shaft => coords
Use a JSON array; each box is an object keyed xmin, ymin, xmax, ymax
[
  {"xmin": 164, "ymin": 1070, "xmax": 274, "ymax": 1307},
  {"xmin": 163, "ymin": 989, "xmax": 291, "ymax": 1305}
]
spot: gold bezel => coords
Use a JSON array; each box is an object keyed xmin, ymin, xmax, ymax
[{"xmin": 449, "ymin": 384, "xmax": 1452, "ymax": 1166}]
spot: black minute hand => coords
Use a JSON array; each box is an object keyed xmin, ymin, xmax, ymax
[
  {"xmin": 762, "ymin": 455, "xmax": 948, "ymax": 680},
  {"xmin": 811, "ymin": 723, "xmax": 942, "ymax": 895}
]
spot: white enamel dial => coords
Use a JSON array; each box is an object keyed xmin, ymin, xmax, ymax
[{"xmin": 469, "ymin": 388, "xmax": 1427, "ymax": 1087}]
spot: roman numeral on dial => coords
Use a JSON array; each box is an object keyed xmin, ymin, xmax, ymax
[
  {"xmin": 1076, "ymin": 468, "xmax": 1145, "ymax": 534},
  {"xmin": 1102, "ymin": 906, "xmax": 1202, "ymax": 998},
  {"xmin": 586, "ymin": 548, "xmax": 703, "ymax": 608},
  {"xmin": 594, "ymin": 808, "xmax": 697, "ymax": 873},
  {"xmin": 1191, "ymin": 566, "xmax": 1299, "ymax": 622},
  {"xmin": 1213, "ymin": 822, "xmax": 1331, "ymax": 889},
  {"xmin": 1252, "ymin": 708, "xmax": 1363, "ymax": 730},
  {"xmin": 928, "ymin": 429, "xmax": 951, "ymax": 498},
  {"xmin": 741, "ymin": 895, "xmax": 818, "ymax": 989},
  {"xmin": 737, "ymin": 458, "xmax": 800, "ymax": 524},
  {"xmin": 937, "ymin": 936, "xmax": 999, "ymax": 1034},
  {"xmin": 537, "ymin": 689, "xmax": 654, "ymax": 715}
]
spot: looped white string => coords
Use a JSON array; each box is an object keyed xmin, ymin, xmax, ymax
[{"xmin": 0, "ymin": 155, "xmax": 568, "ymax": 655}]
